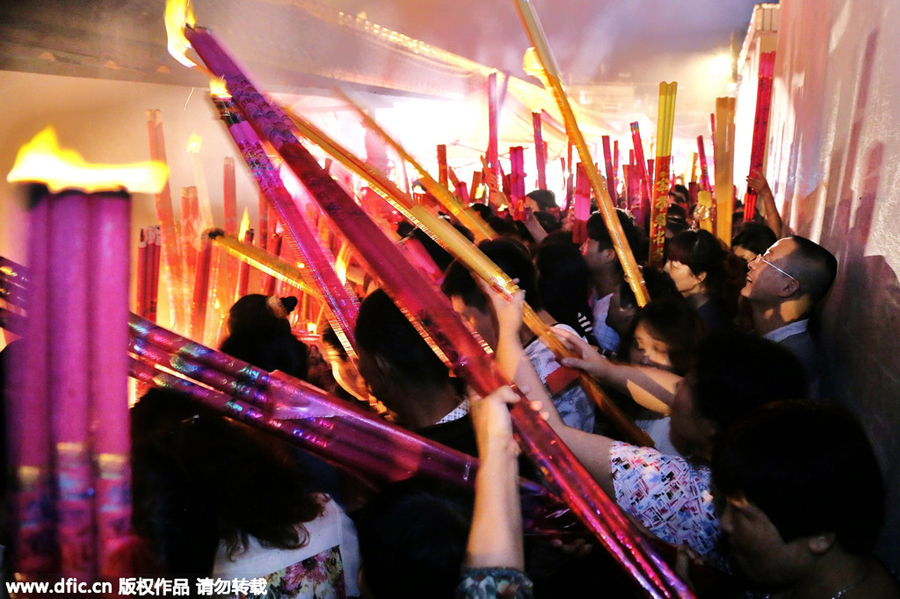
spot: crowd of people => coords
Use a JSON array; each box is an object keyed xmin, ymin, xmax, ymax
[{"xmin": 5, "ymin": 171, "xmax": 896, "ymax": 598}]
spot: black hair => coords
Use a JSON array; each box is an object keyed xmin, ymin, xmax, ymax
[
  {"xmin": 526, "ymin": 188, "xmax": 557, "ymax": 211},
  {"xmin": 629, "ymin": 298, "xmax": 705, "ymax": 375},
  {"xmin": 693, "ymin": 331, "xmax": 807, "ymax": 433},
  {"xmin": 535, "ymin": 242, "xmax": 593, "ymax": 339},
  {"xmin": 354, "ymin": 478, "xmax": 473, "ymax": 599},
  {"xmin": 668, "ymin": 184, "xmax": 690, "ymax": 206},
  {"xmin": 220, "ymin": 294, "xmax": 309, "ymax": 380},
  {"xmin": 731, "ymin": 224, "xmax": 777, "ymax": 257},
  {"xmin": 441, "ymin": 237, "xmax": 543, "ymax": 314},
  {"xmin": 713, "ymin": 401, "xmax": 885, "ymax": 554},
  {"xmin": 354, "ymin": 289, "xmax": 449, "ymax": 386},
  {"xmin": 787, "ymin": 236, "xmax": 838, "ymax": 302},
  {"xmin": 131, "ymin": 389, "xmax": 325, "ymax": 577},
  {"xmin": 617, "ymin": 265, "xmax": 680, "ymax": 312},
  {"xmin": 665, "ymin": 229, "xmax": 727, "ymax": 293}
]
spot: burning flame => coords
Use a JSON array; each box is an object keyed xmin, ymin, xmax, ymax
[
  {"xmin": 307, "ymin": 322, "xmax": 317, "ymax": 335},
  {"xmin": 522, "ymin": 47, "xmax": 551, "ymax": 89},
  {"xmin": 238, "ymin": 208, "xmax": 250, "ymax": 239},
  {"xmin": 165, "ymin": 0, "xmax": 197, "ymax": 68},
  {"xmin": 209, "ymin": 77, "xmax": 230, "ymax": 99},
  {"xmin": 187, "ymin": 133, "xmax": 202, "ymax": 154},
  {"xmin": 7, "ymin": 127, "xmax": 168, "ymax": 193}
]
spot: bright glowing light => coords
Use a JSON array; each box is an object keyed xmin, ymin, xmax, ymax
[
  {"xmin": 522, "ymin": 47, "xmax": 551, "ymax": 89},
  {"xmin": 165, "ymin": 0, "xmax": 197, "ymax": 68},
  {"xmin": 307, "ymin": 322, "xmax": 317, "ymax": 335},
  {"xmin": 712, "ymin": 53, "xmax": 733, "ymax": 78},
  {"xmin": 209, "ymin": 77, "xmax": 230, "ymax": 98},
  {"xmin": 186, "ymin": 133, "xmax": 202, "ymax": 154},
  {"xmin": 238, "ymin": 208, "xmax": 250, "ymax": 239},
  {"xmin": 7, "ymin": 127, "xmax": 168, "ymax": 193}
]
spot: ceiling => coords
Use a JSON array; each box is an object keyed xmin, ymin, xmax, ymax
[{"xmin": 0, "ymin": 0, "xmax": 767, "ymax": 148}]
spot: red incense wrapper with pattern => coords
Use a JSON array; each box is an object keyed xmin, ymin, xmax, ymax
[{"xmin": 697, "ymin": 136, "xmax": 711, "ymax": 193}]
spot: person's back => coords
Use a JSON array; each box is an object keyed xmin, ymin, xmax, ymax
[{"xmin": 713, "ymin": 401, "xmax": 900, "ymax": 598}]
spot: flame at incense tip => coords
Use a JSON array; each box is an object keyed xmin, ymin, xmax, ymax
[
  {"xmin": 238, "ymin": 209, "xmax": 251, "ymax": 239},
  {"xmin": 187, "ymin": 133, "xmax": 202, "ymax": 154},
  {"xmin": 7, "ymin": 127, "xmax": 168, "ymax": 194},
  {"xmin": 209, "ymin": 77, "xmax": 230, "ymax": 99},
  {"xmin": 165, "ymin": 0, "xmax": 197, "ymax": 68}
]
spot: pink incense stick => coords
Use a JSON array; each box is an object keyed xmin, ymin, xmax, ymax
[
  {"xmin": 258, "ymin": 189, "xmax": 269, "ymax": 250},
  {"xmin": 487, "ymin": 72, "xmax": 500, "ymax": 182},
  {"xmin": 236, "ymin": 228, "xmax": 253, "ymax": 300},
  {"xmin": 136, "ymin": 229, "xmax": 149, "ymax": 318},
  {"xmin": 263, "ymin": 234, "xmax": 283, "ymax": 296},
  {"xmin": 613, "ymin": 140, "xmax": 620, "ymax": 203},
  {"xmin": 211, "ymin": 93, "xmax": 360, "ymax": 354},
  {"xmin": 7, "ymin": 194, "xmax": 56, "ymax": 575},
  {"xmin": 744, "ymin": 51, "xmax": 775, "ymax": 220},
  {"xmin": 148, "ymin": 226, "xmax": 161, "ymax": 323},
  {"xmin": 49, "ymin": 191, "xmax": 96, "ymax": 578},
  {"xmin": 190, "ymin": 233, "xmax": 213, "ymax": 342},
  {"xmin": 186, "ymin": 26, "xmax": 689, "ymax": 596},
  {"xmin": 509, "ymin": 146, "xmax": 526, "ymax": 221},
  {"xmin": 573, "ymin": 163, "xmax": 590, "ymax": 245},
  {"xmin": 437, "ymin": 144, "xmax": 449, "ymax": 189},
  {"xmin": 223, "ymin": 157, "xmax": 238, "ymax": 234},
  {"xmin": 532, "ymin": 112, "xmax": 547, "ymax": 190},
  {"xmin": 89, "ymin": 192, "xmax": 132, "ymax": 573},
  {"xmin": 602, "ymin": 136, "xmax": 618, "ymax": 205},
  {"xmin": 146, "ymin": 110, "xmax": 186, "ymax": 331}
]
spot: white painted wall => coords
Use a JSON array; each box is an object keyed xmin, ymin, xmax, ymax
[{"xmin": 767, "ymin": 0, "xmax": 900, "ymax": 572}]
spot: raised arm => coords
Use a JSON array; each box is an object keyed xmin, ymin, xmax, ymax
[
  {"xmin": 553, "ymin": 327, "xmax": 680, "ymax": 414},
  {"xmin": 748, "ymin": 170, "xmax": 783, "ymax": 237}
]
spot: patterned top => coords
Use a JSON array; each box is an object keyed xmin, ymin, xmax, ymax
[
  {"xmin": 525, "ymin": 325, "xmax": 596, "ymax": 433},
  {"xmin": 610, "ymin": 441, "xmax": 721, "ymax": 559},
  {"xmin": 457, "ymin": 568, "xmax": 534, "ymax": 599},
  {"xmin": 214, "ymin": 498, "xmax": 360, "ymax": 598}
]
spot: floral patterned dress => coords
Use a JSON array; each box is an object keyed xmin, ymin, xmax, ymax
[{"xmin": 214, "ymin": 497, "xmax": 360, "ymax": 598}]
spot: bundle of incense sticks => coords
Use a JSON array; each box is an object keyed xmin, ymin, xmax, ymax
[
  {"xmin": 146, "ymin": 109, "xmax": 186, "ymax": 332},
  {"xmin": 532, "ymin": 112, "xmax": 547, "ymax": 189},
  {"xmin": 602, "ymin": 136, "xmax": 618, "ymax": 205},
  {"xmin": 177, "ymin": 23, "xmax": 676, "ymax": 595},
  {"xmin": 211, "ymin": 90, "xmax": 359, "ymax": 357},
  {"xmin": 743, "ymin": 51, "xmax": 776, "ymax": 220},
  {"xmin": 135, "ymin": 226, "xmax": 161, "ymax": 322},
  {"xmin": 714, "ymin": 97, "xmax": 736, "ymax": 247},
  {"xmin": 336, "ymin": 91, "xmax": 651, "ymax": 447},
  {"xmin": 696, "ymin": 135, "xmax": 711, "ymax": 192},
  {"xmin": 126, "ymin": 313, "xmax": 574, "ymax": 536},
  {"xmin": 648, "ymin": 82, "xmax": 678, "ymax": 267},
  {"xmin": 6, "ymin": 125, "xmax": 164, "ymax": 580}
]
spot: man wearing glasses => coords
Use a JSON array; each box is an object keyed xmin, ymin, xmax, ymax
[{"xmin": 742, "ymin": 236, "xmax": 838, "ymax": 397}]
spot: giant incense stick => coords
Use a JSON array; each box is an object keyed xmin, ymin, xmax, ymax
[
  {"xmin": 210, "ymin": 89, "xmax": 359, "ymax": 356},
  {"xmin": 648, "ymin": 82, "xmax": 677, "ymax": 267},
  {"xmin": 743, "ymin": 51, "xmax": 775, "ymax": 220},
  {"xmin": 513, "ymin": 0, "xmax": 649, "ymax": 307},
  {"xmin": 714, "ymin": 97, "xmax": 736, "ymax": 247},
  {"xmin": 601, "ymin": 135, "xmax": 618, "ymax": 206},
  {"xmin": 696, "ymin": 136, "xmax": 711, "ymax": 192},
  {"xmin": 630, "ymin": 122, "xmax": 652, "ymax": 233},
  {"xmin": 532, "ymin": 112, "xmax": 547, "ymax": 189},
  {"xmin": 178, "ymin": 22, "xmax": 677, "ymax": 595}
]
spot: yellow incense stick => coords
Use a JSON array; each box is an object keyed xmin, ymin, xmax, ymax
[
  {"xmin": 512, "ymin": 0, "xmax": 649, "ymax": 307},
  {"xmin": 208, "ymin": 231, "xmax": 322, "ymax": 300},
  {"xmin": 714, "ymin": 97, "xmax": 736, "ymax": 247}
]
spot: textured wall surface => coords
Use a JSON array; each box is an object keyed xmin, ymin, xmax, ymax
[{"xmin": 767, "ymin": 0, "xmax": 900, "ymax": 572}]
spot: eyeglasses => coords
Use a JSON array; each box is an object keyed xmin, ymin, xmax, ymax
[{"xmin": 752, "ymin": 253, "xmax": 798, "ymax": 283}]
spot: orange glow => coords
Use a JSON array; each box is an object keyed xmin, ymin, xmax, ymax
[
  {"xmin": 7, "ymin": 127, "xmax": 167, "ymax": 193},
  {"xmin": 165, "ymin": 0, "xmax": 197, "ymax": 68},
  {"xmin": 238, "ymin": 208, "xmax": 250, "ymax": 239},
  {"xmin": 307, "ymin": 322, "xmax": 317, "ymax": 335},
  {"xmin": 522, "ymin": 47, "xmax": 551, "ymax": 89},
  {"xmin": 187, "ymin": 133, "xmax": 202, "ymax": 154},
  {"xmin": 209, "ymin": 77, "xmax": 230, "ymax": 98}
]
